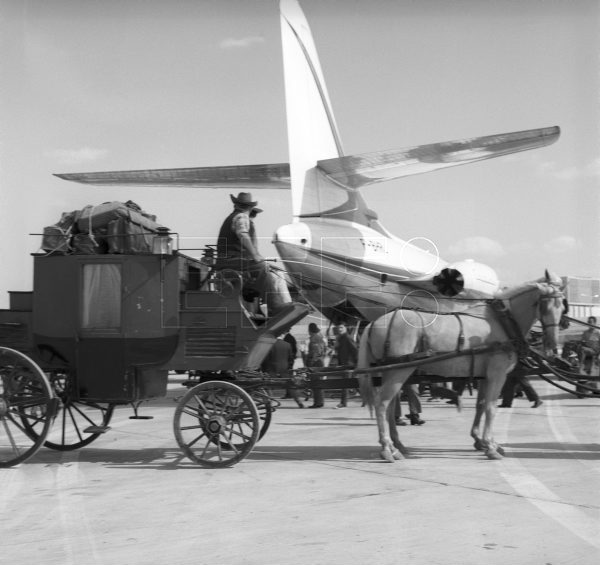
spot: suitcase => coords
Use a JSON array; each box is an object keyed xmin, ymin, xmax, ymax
[
  {"xmin": 105, "ymin": 217, "xmax": 155, "ymax": 254},
  {"xmin": 76, "ymin": 201, "xmax": 162, "ymax": 233},
  {"xmin": 40, "ymin": 210, "xmax": 78, "ymax": 254}
]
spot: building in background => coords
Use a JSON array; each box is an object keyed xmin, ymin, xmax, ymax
[{"xmin": 561, "ymin": 276, "xmax": 600, "ymax": 320}]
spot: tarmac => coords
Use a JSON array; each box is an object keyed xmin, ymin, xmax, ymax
[{"xmin": 1, "ymin": 378, "xmax": 599, "ymax": 565}]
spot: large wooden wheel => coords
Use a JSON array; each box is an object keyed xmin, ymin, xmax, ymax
[
  {"xmin": 0, "ymin": 347, "xmax": 57, "ymax": 467},
  {"xmin": 42, "ymin": 372, "xmax": 114, "ymax": 450},
  {"xmin": 173, "ymin": 381, "xmax": 259, "ymax": 468}
]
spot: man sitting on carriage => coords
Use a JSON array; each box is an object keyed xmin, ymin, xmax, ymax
[{"xmin": 216, "ymin": 192, "xmax": 291, "ymax": 315}]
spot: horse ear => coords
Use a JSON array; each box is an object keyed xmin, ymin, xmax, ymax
[{"xmin": 545, "ymin": 268, "xmax": 550, "ymax": 281}]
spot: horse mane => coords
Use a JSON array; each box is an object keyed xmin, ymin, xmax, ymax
[
  {"xmin": 493, "ymin": 282, "xmax": 539, "ymax": 301},
  {"xmin": 493, "ymin": 271, "xmax": 564, "ymax": 301}
]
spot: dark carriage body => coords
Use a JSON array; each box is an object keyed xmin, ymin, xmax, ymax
[{"xmin": 0, "ymin": 251, "xmax": 308, "ymax": 404}]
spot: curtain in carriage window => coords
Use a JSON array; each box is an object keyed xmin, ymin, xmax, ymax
[{"xmin": 81, "ymin": 264, "xmax": 122, "ymax": 329}]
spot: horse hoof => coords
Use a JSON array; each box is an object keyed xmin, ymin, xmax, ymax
[
  {"xmin": 485, "ymin": 449, "xmax": 503, "ymax": 460},
  {"xmin": 473, "ymin": 439, "xmax": 485, "ymax": 451},
  {"xmin": 380, "ymin": 449, "xmax": 397, "ymax": 463},
  {"xmin": 392, "ymin": 449, "xmax": 405, "ymax": 460},
  {"xmin": 496, "ymin": 445, "xmax": 505, "ymax": 456}
]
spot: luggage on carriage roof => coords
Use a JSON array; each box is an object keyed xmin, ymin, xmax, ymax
[
  {"xmin": 40, "ymin": 200, "xmax": 166, "ymax": 255},
  {"xmin": 76, "ymin": 200, "xmax": 160, "ymax": 232},
  {"xmin": 106, "ymin": 216, "xmax": 156, "ymax": 254},
  {"xmin": 41, "ymin": 210, "xmax": 78, "ymax": 254}
]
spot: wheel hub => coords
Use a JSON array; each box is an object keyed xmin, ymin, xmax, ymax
[
  {"xmin": 206, "ymin": 415, "xmax": 227, "ymax": 436},
  {"xmin": 0, "ymin": 398, "xmax": 7, "ymax": 417}
]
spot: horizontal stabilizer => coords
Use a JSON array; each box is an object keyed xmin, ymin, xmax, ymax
[
  {"xmin": 54, "ymin": 163, "xmax": 291, "ymax": 189},
  {"xmin": 317, "ymin": 126, "xmax": 560, "ymax": 189}
]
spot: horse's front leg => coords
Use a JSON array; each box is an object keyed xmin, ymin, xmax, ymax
[{"xmin": 481, "ymin": 356, "xmax": 514, "ymax": 459}]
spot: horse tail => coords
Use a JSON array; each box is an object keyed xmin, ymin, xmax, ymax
[{"xmin": 358, "ymin": 322, "xmax": 376, "ymax": 417}]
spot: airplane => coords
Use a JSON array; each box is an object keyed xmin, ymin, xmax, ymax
[{"xmin": 54, "ymin": 0, "xmax": 560, "ymax": 325}]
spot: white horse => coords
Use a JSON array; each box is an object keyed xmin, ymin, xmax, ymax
[{"xmin": 358, "ymin": 270, "xmax": 566, "ymax": 461}]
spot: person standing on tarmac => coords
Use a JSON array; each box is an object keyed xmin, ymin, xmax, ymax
[
  {"xmin": 333, "ymin": 322, "xmax": 358, "ymax": 408},
  {"xmin": 498, "ymin": 362, "xmax": 543, "ymax": 408},
  {"xmin": 306, "ymin": 323, "xmax": 327, "ymax": 408},
  {"xmin": 262, "ymin": 336, "xmax": 304, "ymax": 408}
]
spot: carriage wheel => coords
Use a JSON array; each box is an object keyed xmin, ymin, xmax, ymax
[
  {"xmin": 252, "ymin": 388, "xmax": 273, "ymax": 442},
  {"xmin": 217, "ymin": 387, "xmax": 273, "ymax": 449},
  {"xmin": 0, "ymin": 347, "xmax": 57, "ymax": 467},
  {"xmin": 173, "ymin": 381, "xmax": 259, "ymax": 468},
  {"xmin": 42, "ymin": 372, "xmax": 114, "ymax": 450}
]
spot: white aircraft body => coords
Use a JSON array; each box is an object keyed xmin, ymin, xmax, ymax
[{"xmin": 55, "ymin": 0, "xmax": 560, "ymax": 323}]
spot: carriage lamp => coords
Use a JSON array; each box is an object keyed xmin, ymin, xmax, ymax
[{"xmin": 153, "ymin": 227, "xmax": 173, "ymax": 255}]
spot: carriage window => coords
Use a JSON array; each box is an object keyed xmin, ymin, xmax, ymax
[{"xmin": 81, "ymin": 264, "xmax": 122, "ymax": 329}]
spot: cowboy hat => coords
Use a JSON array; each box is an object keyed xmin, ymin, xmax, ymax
[{"xmin": 230, "ymin": 192, "xmax": 258, "ymax": 207}]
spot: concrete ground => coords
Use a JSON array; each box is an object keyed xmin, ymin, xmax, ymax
[{"xmin": 1, "ymin": 379, "xmax": 599, "ymax": 565}]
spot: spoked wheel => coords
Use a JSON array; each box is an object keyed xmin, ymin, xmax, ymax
[
  {"xmin": 249, "ymin": 388, "xmax": 273, "ymax": 442},
  {"xmin": 0, "ymin": 347, "xmax": 57, "ymax": 467},
  {"xmin": 216, "ymin": 387, "xmax": 273, "ymax": 449},
  {"xmin": 37, "ymin": 372, "xmax": 114, "ymax": 450},
  {"xmin": 173, "ymin": 381, "xmax": 259, "ymax": 468}
]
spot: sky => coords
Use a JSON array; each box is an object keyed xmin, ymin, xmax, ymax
[{"xmin": 1, "ymin": 0, "xmax": 599, "ymax": 308}]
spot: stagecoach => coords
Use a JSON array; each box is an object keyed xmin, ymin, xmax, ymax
[{"xmin": 0, "ymin": 208, "xmax": 311, "ymax": 468}]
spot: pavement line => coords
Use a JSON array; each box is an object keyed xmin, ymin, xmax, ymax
[
  {"xmin": 545, "ymin": 398, "xmax": 600, "ymax": 473},
  {"xmin": 495, "ymin": 407, "xmax": 600, "ymax": 550},
  {"xmin": 56, "ymin": 453, "xmax": 105, "ymax": 565},
  {"xmin": 0, "ymin": 468, "xmax": 24, "ymax": 513}
]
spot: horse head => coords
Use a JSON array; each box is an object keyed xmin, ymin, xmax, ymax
[{"xmin": 536, "ymin": 269, "xmax": 567, "ymax": 355}]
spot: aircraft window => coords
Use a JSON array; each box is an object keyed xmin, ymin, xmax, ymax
[{"xmin": 81, "ymin": 263, "xmax": 122, "ymax": 329}]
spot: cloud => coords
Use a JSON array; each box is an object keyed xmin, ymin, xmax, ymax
[
  {"xmin": 46, "ymin": 147, "xmax": 108, "ymax": 166},
  {"xmin": 219, "ymin": 36, "xmax": 265, "ymax": 49},
  {"xmin": 542, "ymin": 235, "xmax": 578, "ymax": 254},
  {"xmin": 448, "ymin": 236, "xmax": 506, "ymax": 259},
  {"xmin": 538, "ymin": 158, "xmax": 600, "ymax": 181}
]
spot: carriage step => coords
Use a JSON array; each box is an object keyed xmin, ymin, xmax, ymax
[
  {"xmin": 129, "ymin": 415, "xmax": 154, "ymax": 420},
  {"xmin": 83, "ymin": 425, "xmax": 111, "ymax": 434}
]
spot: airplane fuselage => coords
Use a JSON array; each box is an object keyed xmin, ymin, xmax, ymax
[{"xmin": 274, "ymin": 219, "xmax": 448, "ymax": 320}]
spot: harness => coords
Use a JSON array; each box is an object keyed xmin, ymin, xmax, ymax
[
  {"xmin": 489, "ymin": 298, "xmax": 529, "ymax": 358},
  {"xmin": 367, "ymin": 308, "xmax": 480, "ymax": 377}
]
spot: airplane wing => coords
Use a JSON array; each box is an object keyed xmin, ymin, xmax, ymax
[
  {"xmin": 54, "ymin": 163, "xmax": 291, "ymax": 189},
  {"xmin": 54, "ymin": 126, "xmax": 558, "ymax": 190},
  {"xmin": 316, "ymin": 126, "xmax": 560, "ymax": 189}
]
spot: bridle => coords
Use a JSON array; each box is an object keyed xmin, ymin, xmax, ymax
[{"xmin": 537, "ymin": 290, "xmax": 568, "ymax": 336}]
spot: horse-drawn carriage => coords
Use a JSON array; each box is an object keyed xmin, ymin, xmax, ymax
[
  {"xmin": 1, "ymin": 202, "xmax": 594, "ymax": 468},
  {"xmin": 0, "ymin": 209, "xmax": 310, "ymax": 468}
]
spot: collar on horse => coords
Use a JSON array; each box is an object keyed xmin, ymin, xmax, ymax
[{"xmin": 488, "ymin": 298, "xmax": 530, "ymax": 357}]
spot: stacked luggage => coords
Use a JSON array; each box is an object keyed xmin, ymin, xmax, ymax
[{"xmin": 41, "ymin": 200, "xmax": 167, "ymax": 255}]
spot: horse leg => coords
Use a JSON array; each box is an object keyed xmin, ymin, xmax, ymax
[
  {"xmin": 375, "ymin": 375, "xmax": 407, "ymax": 462},
  {"xmin": 385, "ymin": 404, "xmax": 405, "ymax": 460},
  {"xmin": 481, "ymin": 355, "xmax": 514, "ymax": 459},
  {"xmin": 387, "ymin": 399, "xmax": 409, "ymax": 458},
  {"xmin": 470, "ymin": 380, "xmax": 486, "ymax": 451}
]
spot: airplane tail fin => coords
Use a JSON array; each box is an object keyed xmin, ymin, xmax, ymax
[{"xmin": 280, "ymin": 0, "xmax": 345, "ymax": 219}]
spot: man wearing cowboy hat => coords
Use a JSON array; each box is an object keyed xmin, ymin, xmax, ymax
[
  {"xmin": 216, "ymin": 192, "xmax": 291, "ymax": 314},
  {"xmin": 217, "ymin": 192, "xmax": 265, "ymax": 267}
]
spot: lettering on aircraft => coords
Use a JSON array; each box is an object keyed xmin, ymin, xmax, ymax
[{"xmin": 359, "ymin": 238, "xmax": 388, "ymax": 254}]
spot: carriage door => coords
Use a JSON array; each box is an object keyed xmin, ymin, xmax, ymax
[{"xmin": 76, "ymin": 262, "xmax": 128, "ymax": 402}]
